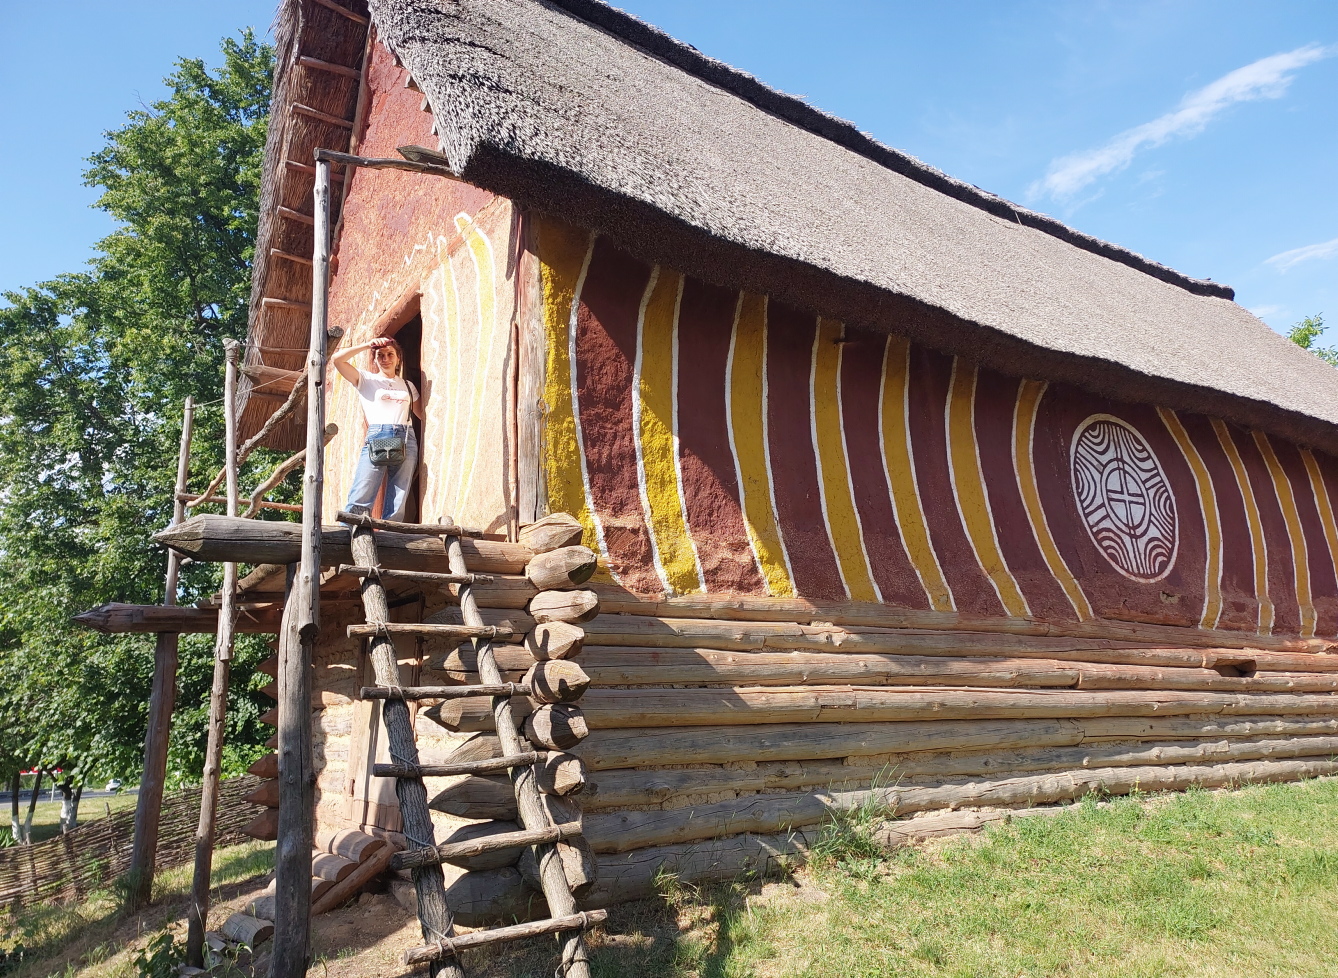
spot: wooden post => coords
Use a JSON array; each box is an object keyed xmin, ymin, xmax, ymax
[
  {"xmin": 126, "ymin": 396, "xmax": 193, "ymax": 911},
  {"xmin": 186, "ymin": 343, "xmax": 241, "ymax": 966},
  {"xmin": 270, "ymin": 154, "xmax": 330, "ymax": 978}
]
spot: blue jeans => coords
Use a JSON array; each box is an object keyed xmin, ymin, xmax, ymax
[{"xmin": 345, "ymin": 424, "xmax": 419, "ymax": 521}]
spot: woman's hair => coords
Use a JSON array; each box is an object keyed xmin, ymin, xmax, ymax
[{"xmin": 367, "ymin": 337, "xmax": 406, "ymax": 377}]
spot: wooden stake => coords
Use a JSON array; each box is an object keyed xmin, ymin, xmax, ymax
[
  {"xmin": 126, "ymin": 396, "xmax": 193, "ymax": 911},
  {"xmin": 270, "ymin": 153, "xmax": 331, "ymax": 978},
  {"xmin": 185, "ymin": 343, "xmax": 241, "ymax": 967}
]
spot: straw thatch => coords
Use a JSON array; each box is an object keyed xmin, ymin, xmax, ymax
[
  {"xmin": 357, "ymin": 0, "xmax": 1338, "ymax": 452},
  {"xmin": 242, "ymin": 0, "xmax": 1338, "ymax": 454}
]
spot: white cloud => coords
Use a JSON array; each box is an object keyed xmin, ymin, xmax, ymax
[
  {"xmin": 1266, "ymin": 236, "xmax": 1338, "ymax": 271},
  {"xmin": 1031, "ymin": 44, "xmax": 1333, "ymax": 201}
]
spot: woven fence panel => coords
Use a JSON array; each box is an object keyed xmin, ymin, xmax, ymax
[{"xmin": 0, "ymin": 775, "xmax": 264, "ymax": 910}]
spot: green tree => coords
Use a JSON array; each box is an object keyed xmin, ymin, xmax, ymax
[
  {"xmin": 0, "ymin": 32, "xmax": 278, "ymax": 806},
  {"xmin": 1288, "ymin": 313, "xmax": 1336, "ymax": 366}
]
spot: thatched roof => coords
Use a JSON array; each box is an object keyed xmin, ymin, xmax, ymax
[{"xmin": 351, "ymin": 0, "xmax": 1338, "ymax": 452}]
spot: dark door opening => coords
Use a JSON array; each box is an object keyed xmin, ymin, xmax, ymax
[{"xmin": 391, "ymin": 313, "xmax": 423, "ymax": 524}]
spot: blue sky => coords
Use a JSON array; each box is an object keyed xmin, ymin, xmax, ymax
[{"xmin": 1, "ymin": 1, "xmax": 1334, "ymax": 336}]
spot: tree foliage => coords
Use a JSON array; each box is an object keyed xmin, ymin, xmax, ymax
[
  {"xmin": 1288, "ymin": 313, "xmax": 1336, "ymax": 367},
  {"xmin": 0, "ymin": 32, "xmax": 278, "ymax": 794}
]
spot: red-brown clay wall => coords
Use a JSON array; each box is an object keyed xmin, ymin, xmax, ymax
[{"xmin": 537, "ymin": 216, "xmax": 1338, "ymax": 643}]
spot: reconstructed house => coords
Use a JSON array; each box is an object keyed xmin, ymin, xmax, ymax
[{"xmin": 89, "ymin": 0, "xmax": 1338, "ymax": 970}]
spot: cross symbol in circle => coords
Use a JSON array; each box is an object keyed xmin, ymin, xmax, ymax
[{"xmin": 1103, "ymin": 457, "xmax": 1148, "ymax": 535}]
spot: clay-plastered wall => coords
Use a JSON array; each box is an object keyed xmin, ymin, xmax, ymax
[
  {"xmin": 323, "ymin": 39, "xmax": 515, "ymax": 533},
  {"xmin": 536, "ymin": 216, "xmax": 1338, "ymax": 642}
]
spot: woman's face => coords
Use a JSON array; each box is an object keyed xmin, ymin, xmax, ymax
[{"xmin": 372, "ymin": 345, "xmax": 400, "ymax": 375}]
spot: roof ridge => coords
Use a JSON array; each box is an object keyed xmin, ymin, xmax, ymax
[{"xmin": 544, "ymin": 0, "xmax": 1234, "ymax": 301}]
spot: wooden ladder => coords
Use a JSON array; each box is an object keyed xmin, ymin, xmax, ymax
[{"xmin": 341, "ymin": 512, "xmax": 601, "ymax": 977}]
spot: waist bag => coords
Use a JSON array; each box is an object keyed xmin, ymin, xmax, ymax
[{"xmin": 369, "ymin": 434, "xmax": 407, "ymax": 468}]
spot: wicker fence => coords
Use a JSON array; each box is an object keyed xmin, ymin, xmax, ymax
[{"xmin": 0, "ymin": 775, "xmax": 262, "ymax": 911}]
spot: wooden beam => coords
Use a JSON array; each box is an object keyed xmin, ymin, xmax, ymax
[
  {"xmin": 298, "ymin": 55, "xmax": 362, "ymax": 79},
  {"xmin": 126, "ymin": 396, "xmax": 193, "ymax": 911},
  {"xmin": 283, "ymin": 160, "xmax": 345, "ymax": 181},
  {"xmin": 292, "ymin": 103, "xmax": 355, "ymax": 129},
  {"xmin": 74, "ymin": 602, "xmax": 282, "ymax": 634},
  {"xmin": 262, "ymin": 293, "xmax": 313, "ymax": 309},
  {"xmin": 270, "ymin": 248, "xmax": 314, "ymax": 266},
  {"xmin": 312, "ymin": 0, "xmax": 369, "ymax": 25},
  {"xmin": 239, "ymin": 362, "xmax": 302, "ymax": 396},
  {"xmin": 154, "ymin": 514, "xmax": 535, "ymax": 573},
  {"xmin": 185, "ymin": 342, "xmax": 242, "ymax": 968}
]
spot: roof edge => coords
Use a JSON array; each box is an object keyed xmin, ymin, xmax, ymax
[{"xmin": 545, "ymin": 0, "xmax": 1234, "ymax": 302}]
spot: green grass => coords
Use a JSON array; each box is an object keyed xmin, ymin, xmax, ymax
[{"xmin": 694, "ymin": 778, "xmax": 1338, "ymax": 978}]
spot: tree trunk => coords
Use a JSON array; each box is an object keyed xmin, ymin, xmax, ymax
[
  {"xmin": 8, "ymin": 771, "xmax": 19, "ymax": 840},
  {"xmin": 58, "ymin": 778, "xmax": 81, "ymax": 833},
  {"xmin": 22, "ymin": 770, "xmax": 43, "ymax": 844}
]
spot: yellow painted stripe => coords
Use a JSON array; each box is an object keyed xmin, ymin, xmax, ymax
[
  {"xmin": 536, "ymin": 218, "xmax": 600, "ymax": 553},
  {"xmin": 633, "ymin": 267, "xmax": 703, "ymax": 594},
  {"xmin": 946, "ymin": 359, "xmax": 1030, "ymax": 618},
  {"xmin": 879, "ymin": 336, "xmax": 953, "ymax": 612},
  {"xmin": 811, "ymin": 319, "xmax": 880, "ymax": 602},
  {"xmin": 451, "ymin": 213, "xmax": 498, "ymax": 510},
  {"xmin": 726, "ymin": 293, "xmax": 794, "ymax": 597},
  {"xmin": 1300, "ymin": 449, "xmax": 1338, "ymax": 601},
  {"xmin": 1158, "ymin": 408, "xmax": 1223, "ymax": 629},
  {"xmin": 1212, "ymin": 419, "xmax": 1273, "ymax": 634},
  {"xmin": 1254, "ymin": 431, "xmax": 1316, "ymax": 637},
  {"xmin": 1015, "ymin": 380, "xmax": 1093, "ymax": 620}
]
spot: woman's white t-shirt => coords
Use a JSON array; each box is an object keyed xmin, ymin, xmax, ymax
[{"xmin": 356, "ymin": 369, "xmax": 419, "ymax": 426}]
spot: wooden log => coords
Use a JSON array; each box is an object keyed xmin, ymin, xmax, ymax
[
  {"xmin": 219, "ymin": 913, "xmax": 273, "ymax": 948},
  {"xmin": 525, "ymin": 546, "xmax": 598, "ymax": 590},
  {"xmin": 374, "ymin": 751, "xmax": 543, "ymax": 779},
  {"xmin": 312, "ymin": 851, "xmax": 358, "ymax": 883},
  {"xmin": 389, "ymin": 867, "xmax": 544, "ymax": 928},
  {"xmin": 582, "ymin": 756, "xmax": 1338, "ymax": 854},
  {"xmin": 74, "ymin": 602, "xmax": 283, "ymax": 634},
  {"xmin": 155, "ymin": 514, "xmax": 534, "ymax": 574},
  {"xmin": 238, "ymin": 362, "xmax": 302, "ymax": 396},
  {"xmin": 403, "ymin": 910, "xmax": 608, "ymax": 966},
  {"xmin": 590, "ymin": 586, "xmax": 1335, "ymax": 654},
  {"xmin": 570, "ymin": 715, "xmax": 1338, "ymax": 771},
  {"xmin": 360, "ymin": 683, "xmax": 531, "ymax": 700},
  {"xmin": 396, "ymin": 823, "xmax": 583, "ymax": 873},
  {"xmin": 428, "ymin": 775, "xmax": 518, "ymax": 820},
  {"xmin": 314, "ymin": 827, "xmax": 386, "ymax": 864},
  {"xmin": 126, "ymin": 397, "xmax": 194, "ymax": 913},
  {"xmin": 242, "ymin": 780, "xmax": 280, "ymax": 808},
  {"xmin": 582, "ymin": 733, "xmax": 1338, "ymax": 810},
  {"xmin": 337, "ymin": 564, "xmax": 479, "ymax": 587},
  {"xmin": 310, "ymin": 840, "xmax": 398, "ymax": 915},
  {"xmin": 247, "ymin": 753, "xmax": 279, "ymax": 779},
  {"xmin": 518, "ymin": 514, "xmax": 585, "ymax": 553},
  {"xmin": 536, "ymin": 753, "xmax": 589, "ymax": 796},
  {"xmin": 257, "ymin": 656, "xmax": 279, "ymax": 678},
  {"xmin": 335, "ymin": 510, "xmax": 486, "ymax": 537},
  {"xmin": 587, "ymin": 833, "xmax": 801, "ymax": 909},
  {"xmin": 524, "ymin": 705, "xmax": 590, "ymax": 749},
  {"xmin": 524, "ymin": 661, "xmax": 591, "ymax": 704},
  {"xmin": 529, "ymin": 590, "xmax": 599, "ymax": 624},
  {"xmin": 347, "ymin": 622, "xmax": 515, "ymax": 642},
  {"xmin": 413, "ymin": 820, "xmax": 523, "ymax": 871},
  {"xmin": 525, "ymin": 623, "xmax": 585, "ymax": 661},
  {"xmin": 241, "ymin": 808, "xmax": 278, "ymax": 841}
]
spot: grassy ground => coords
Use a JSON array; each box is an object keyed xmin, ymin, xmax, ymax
[
  {"xmin": 5, "ymin": 778, "xmax": 1338, "ymax": 977},
  {"xmin": 6, "ymin": 792, "xmax": 140, "ymax": 845}
]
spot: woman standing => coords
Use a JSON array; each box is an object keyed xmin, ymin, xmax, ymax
[{"xmin": 332, "ymin": 335, "xmax": 424, "ymax": 521}]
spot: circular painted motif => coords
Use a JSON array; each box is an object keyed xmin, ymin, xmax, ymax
[{"xmin": 1070, "ymin": 414, "xmax": 1178, "ymax": 582}]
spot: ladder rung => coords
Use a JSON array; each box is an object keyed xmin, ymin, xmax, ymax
[
  {"xmin": 403, "ymin": 909, "xmax": 608, "ymax": 965},
  {"xmin": 346, "ymin": 622, "xmax": 516, "ymax": 640},
  {"xmin": 337, "ymin": 564, "xmax": 488, "ymax": 586},
  {"xmin": 359, "ymin": 683, "xmax": 530, "ymax": 700},
  {"xmin": 393, "ymin": 822, "xmax": 583, "ymax": 871},
  {"xmin": 337, "ymin": 509, "xmax": 484, "ymax": 537},
  {"xmin": 373, "ymin": 751, "xmax": 543, "ymax": 779}
]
